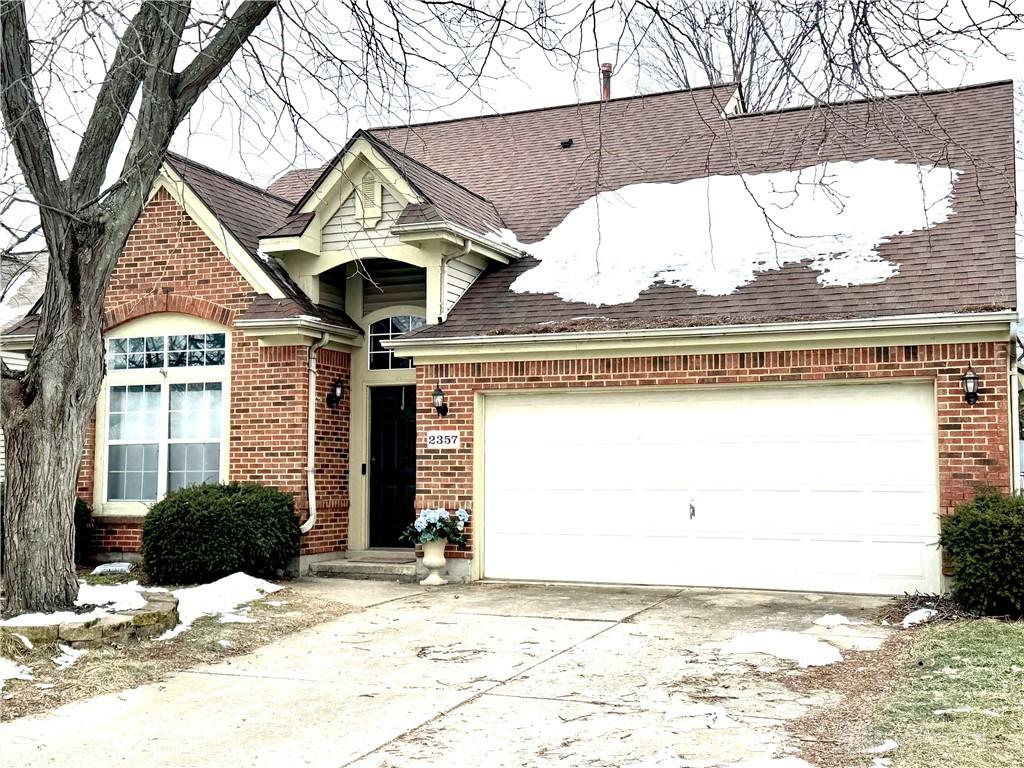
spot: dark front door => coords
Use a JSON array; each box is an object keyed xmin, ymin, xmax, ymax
[{"xmin": 369, "ymin": 385, "xmax": 417, "ymax": 548}]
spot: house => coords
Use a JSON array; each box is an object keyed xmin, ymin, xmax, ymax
[{"xmin": 4, "ymin": 80, "xmax": 1017, "ymax": 594}]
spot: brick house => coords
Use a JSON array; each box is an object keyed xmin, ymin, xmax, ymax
[{"xmin": 5, "ymin": 80, "xmax": 1018, "ymax": 593}]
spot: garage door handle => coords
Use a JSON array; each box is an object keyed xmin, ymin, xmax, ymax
[{"xmin": 689, "ymin": 500, "xmax": 696, "ymax": 519}]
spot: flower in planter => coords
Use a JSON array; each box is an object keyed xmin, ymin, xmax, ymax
[{"xmin": 401, "ymin": 507, "xmax": 471, "ymax": 548}]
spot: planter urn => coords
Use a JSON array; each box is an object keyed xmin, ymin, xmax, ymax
[{"xmin": 420, "ymin": 538, "xmax": 448, "ymax": 586}]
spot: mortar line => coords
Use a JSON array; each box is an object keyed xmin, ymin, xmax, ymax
[{"xmin": 335, "ymin": 588, "xmax": 685, "ymax": 768}]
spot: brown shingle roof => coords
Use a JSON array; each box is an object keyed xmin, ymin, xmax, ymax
[
  {"xmin": 266, "ymin": 167, "xmax": 324, "ymax": 202},
  {"xmin": 368, "ymin": 82, "xmax": 1015, "ymax": 339}
]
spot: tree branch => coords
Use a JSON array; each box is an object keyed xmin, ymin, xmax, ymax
[
  {"xmin": 0, "ymin": 0, "xmax": 63, "ymax": 209},
  {"xmin": 67, "ymin": 2, "xmax": 163, "ymax": 208},
  {"xmin": 172, "ymin": 1, "xmax": 278, "ymax": 119}
]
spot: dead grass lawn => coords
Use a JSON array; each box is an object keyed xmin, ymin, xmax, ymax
[{"xmin": 1, "ymin": 586, "xmax": 351, "ymax": 722}]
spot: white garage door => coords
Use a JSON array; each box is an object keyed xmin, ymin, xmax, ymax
[{"xmin": 483, "ymin": 383, "xmax": 941, "ymax": 594}]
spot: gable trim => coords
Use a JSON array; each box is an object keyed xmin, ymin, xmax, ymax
[{"xmin": 152, "ymin": 166, "xmax": 286, "ymax": 299}]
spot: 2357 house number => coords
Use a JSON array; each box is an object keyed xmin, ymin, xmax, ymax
[{"xmin": 426, "ymin": 430, "xmax": 460, "ymax": 449}]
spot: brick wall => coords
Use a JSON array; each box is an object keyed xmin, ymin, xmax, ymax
[
  {"xmin": 416, "ymin": 341, "xmax": 1012, "ymax": 560},
  {"xmin": 84, "ymin": 188, "xmax": 349, "ymax": 557}
]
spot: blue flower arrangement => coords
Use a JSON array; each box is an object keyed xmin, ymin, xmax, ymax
[{"xmin": 401, "ymin": 506, "xmax": 470, "ymax": 547}]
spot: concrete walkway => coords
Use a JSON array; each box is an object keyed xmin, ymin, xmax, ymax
[{"xmin": 0, "ymin": 579, "xmax": 890, "ymax": 767}]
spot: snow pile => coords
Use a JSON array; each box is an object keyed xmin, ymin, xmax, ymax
[
  {"xmin": 0, "ymin": 580, "xmax": 155, "ymax": 628},
  {"xmin": 813, "ymin": 614, "xmax": 868, "ymax": 628},
  {"xmin": 53, "ymin": 644, "xmax": 86, "ymax": 670},
  {"xmin": 91, "ymin": 562, "xmax": 134, "ymax": 575},
  {"xmin": 0, "ymin": 657, "xmax": 33, "ymax": 691},
  {"xmin": 500, "ymin": 159, "xmax": 959, "ymax": 306},
  {"xmin": 159, "ymin": 573, "xmax": 281, "ymax": 640},
  {"xmin": 719, "ymin": 630, "xmax": 842, "ymax": 668},
  {"xmin": 901, "ymin": 608, "xmax": 938, "ymax": 628}
]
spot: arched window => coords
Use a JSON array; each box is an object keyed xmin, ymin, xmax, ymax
[{"xmin": 368, "ymin": 315, "xmax": 425, "ymax": 370}]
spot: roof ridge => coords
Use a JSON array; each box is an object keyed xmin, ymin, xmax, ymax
[
  {"xmin": 362, "ymin": 131, "xmax": 498, "ymax": 207},
  {"xmin": 728, "ymin": 78, "xmax": 1014, "ymax": 120},
  {"xmin": 165, "ymin": 152, "xmax": 294, "ymax": 205},
  {"xmin": 369, "ymin": 82, "xmax": 740, "ymax": 132}
]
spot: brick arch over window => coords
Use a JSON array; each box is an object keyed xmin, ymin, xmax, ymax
[{"xmin": 104, "ymin": 294, "xmax": 235, "ymax": 330}]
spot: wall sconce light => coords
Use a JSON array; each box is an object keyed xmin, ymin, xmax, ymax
[
  {"xmin": 432, "ymin": 385, "xmax": 448, "ymax": 417},
  {"xmin": 325, "ymin": 380, "xmax": 344, "ymax": 408},
  {"xmin": 961, "ymin": 365, "xmax": 980, "ymax": 405}
]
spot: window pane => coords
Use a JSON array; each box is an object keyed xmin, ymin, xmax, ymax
[
  {"xmin": 122, "ymin": 472, "xmax": 142, "ymax": 500},
  {"xmin": 110, "ymin": 338, "xmax": 127, "ymax": 354},
  {"xmin": 169, "ymin": 335, "xmax": 186, "ymax": 351},
  {"xmin": 205, "ymin": 350, "xmax": 225, "ymax": 366},
  {"xmin": 110, "ymin": 387, "xmax": 125, "ymax": 412},
  {"xmin": 169, "ymin": 382, "xmax": 221, "ymax": 440},
  {"xmin": 188, "ymin": 351, "xmax": 205, "ymax": 366},
  {"xmin": 128, "ymin": 337, "xmax": 144, "ymax": 353},
  {"xmin": 188, "ymin": 334, "xmax": 205, "ymax": 351},
  {"xmin": 108, "ymin": 444, "xmax": 125, "ymax": 471},
  {"xmin": 168, "ymin": 472, "xmax": 185, "ymax": 492},
  {"xmin": 204, "ymin": 444, "xmax": 220, "ymax": 472},
  {"xmin": 206, "ymin": 333, "xmax": 225, "ymax": 349},
  {"xmin": 168, "ymin": 351, "xmax": 186, "ymax": 367},
  {"xmin": 145, "ymin": 336, "xmax": 163, "ymax": 352},
  {"xmin": 392, "ymin": 355, "xmax": 412, "ymax": 369},
  {"xmin": 128, "ymin": 353, "xmax": 145, "ymax": 369},
  {"xmin": 368, "ymin": 316, "xmax": 424, "ymax": 370},
  {"xmin": 369, "ymin": 352, "xmax": 391, "ymax": 370},
  {"xmin": 107, "ymin": 471, "xmax": 124, "ymax": 500},
  {"xmin": 146, "ymin": 353, "xmax": 164, "ymax": 368}
]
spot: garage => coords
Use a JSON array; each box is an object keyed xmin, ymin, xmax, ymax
[{"xmin": 482, "ymin": 382, "xmax": 942, "ymax": 594}]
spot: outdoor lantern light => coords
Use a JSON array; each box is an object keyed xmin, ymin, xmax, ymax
[
  {"xmin": 432, "ymin": 385, "xmax": 449, "ymax": 417},
  {"xmin": 325, "ymin": 379, "xmax": 344, "ymax": 408},
  {"xmin": 961, "ymin": 365, "xmax": 980, "ymax": 405}
]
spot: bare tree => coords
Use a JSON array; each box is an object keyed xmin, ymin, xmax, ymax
[
  {"xmin": 1, "ymin": 0, "xmax": 1022, "ymax": 615},
  {"xmin": 636, "ymin": 1, "xmax": 1022, "ymax": 110}
]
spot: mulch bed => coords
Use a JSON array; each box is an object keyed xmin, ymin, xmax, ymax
[{"xmin": 782, "ymin": 633, "xmax": 914, "ymax": 767}]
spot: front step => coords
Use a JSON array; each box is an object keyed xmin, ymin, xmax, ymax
[{"xmin": 309, "ymin": 551, "xmax": 418, "ymax": 582}]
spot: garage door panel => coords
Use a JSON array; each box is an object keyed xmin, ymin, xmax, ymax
[{"xmin": 483, "ymin": 383, "xmax": 941, "ymax": 594}]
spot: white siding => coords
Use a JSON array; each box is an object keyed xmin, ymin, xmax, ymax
[
  {"xmin": 362, "ymin": 260, "xmax": 426, "ymax": 314},
  {"xmin": 322, "ymin": 186, "xmax": 405, "ymax": 254},
  {"xmin": 444, "ymin": 256, "xmax": 484, "ymax": 313},
  {"xmin": 0, "ymin": 349, "xmax": 29, "ymax": 482}
]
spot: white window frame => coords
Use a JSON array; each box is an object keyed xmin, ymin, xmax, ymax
[
  {"xmin": 96, "ymin": 314, "xmax": 231, "ymax": 516},
  {"xmin": 367, "ymin": 314, "xmax": 426, "ymax": 370}
]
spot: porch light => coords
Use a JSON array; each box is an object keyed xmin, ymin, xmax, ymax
[
  {"xmin": 325, "ymin": 380, "xmax": 344, "ymax": 408},
  {"xmin": 961, "ymin": 365, "xmax": 980, "ymax": 405},
  {"xmin": 432, "ymin": 385, "xmax": 449, "ymax": 417}
]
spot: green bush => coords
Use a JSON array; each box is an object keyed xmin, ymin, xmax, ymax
[
  {"xmin": 74, "ymin": 498, "xmax": 93, "ymax": 564},
  {"xmin": 142, "ymin": 483, "xmax": 300, "ymax": 585},
  {"xmin": 939, "ymin": 486, "xmax": 1024, "ymax": 616}
]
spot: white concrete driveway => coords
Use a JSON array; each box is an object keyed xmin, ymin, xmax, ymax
[{"xmin": 0, "ymin": 579, "xmax": 889, "ymax": 767}]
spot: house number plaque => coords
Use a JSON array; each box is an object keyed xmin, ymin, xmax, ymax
[{"xmin": 426, "ymin": 430, "xmax": 460, "ymax": 449}]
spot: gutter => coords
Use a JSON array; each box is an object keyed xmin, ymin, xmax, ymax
[
  {"xmin": 301, "ymin": 333, "xmax": 331, "ymax": 535},
  {"xmin": 388, "ymin": 310, "xmax": 1019, "ymax": 350},
  {"xmin": 234, "ymin": 316, "xmax": 362, "ymax": 339},
  {"xmin": 390, "ymin": 220, "xmax": 522, "ymax": 261}
]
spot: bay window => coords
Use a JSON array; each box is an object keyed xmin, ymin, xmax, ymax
[{"xmin": 103, "ymin": 330, "xmax": 228, "ymax": 504}]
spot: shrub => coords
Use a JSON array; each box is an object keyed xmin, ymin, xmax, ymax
[
  {"xmin": 74, "ymin": 498, "xmax": 93, "ymax": 564},
  {"xmin": 939, "ymin": 486, "xmax": 1024, "ymax": 616},
  {"xmin": 142, "ymin": 483, "xmax": 300, "ymax": 585}
]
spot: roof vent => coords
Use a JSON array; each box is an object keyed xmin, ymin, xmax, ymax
[{"xmin": 560, "ymin": 138, "xmax": 574, "ymax": 149}]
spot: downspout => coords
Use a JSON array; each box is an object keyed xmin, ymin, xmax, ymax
[{"xmin": 302, "ymin": 333, "xmax": 331, "ymax": 534}]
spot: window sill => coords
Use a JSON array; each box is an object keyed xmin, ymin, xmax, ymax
[{"xmin": 94, "ymin": 502, "xmax": 151, "ymax": 518}]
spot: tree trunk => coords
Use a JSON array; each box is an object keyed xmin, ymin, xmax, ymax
[{"xmin": 1, "ymin": 297, "xmax": 103, "ymax": 617}]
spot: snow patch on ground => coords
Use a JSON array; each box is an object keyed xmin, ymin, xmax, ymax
[
  {"xmin": 499, "ymin": 159, "xmax": 959, "ymax": 306},
  {"xmin": 159, "ymin": 573, "xmax": 281, "ymax": 640},
  {"xmin": 863, "ymin": 739, "xmax": 899, "ymax": 754},
  {"xmin": 812, "ymin": 614, "xmax": 865, "ymax": 628},
  {"xmin": 0, "ymin": 580, "xmax": 155, "ymax": 628},
  {"xmin": 718, "ymin": 630, "xmax": 842, "ymax": 668},
  {"xmin": 53, "ymin": 644, "xmax": 86, "ymax": 670},
  {"xmin": 901, "ymin": 608, "xmax": 938, "ymax": 628},
  {"xmin": 0, "ymin": 657, "xmax": 33, "ymax": 691},
  {"xmin": 219, "ymin": 613, "xmax": 257, "ymax": 624}
]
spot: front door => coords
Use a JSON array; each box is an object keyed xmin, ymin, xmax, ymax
[{"xmin": 369, "ymin": 385, "xmax": 417, "ymax": 548}]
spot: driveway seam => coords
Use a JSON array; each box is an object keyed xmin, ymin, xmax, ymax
[{"xmin": 335, "ymin": 589, "xmax": 684, "ymax": 768}]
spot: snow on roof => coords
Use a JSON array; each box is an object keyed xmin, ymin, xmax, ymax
[{"xmin": 503, "ymin": 159, "xmax": 960, "ymax": 307}]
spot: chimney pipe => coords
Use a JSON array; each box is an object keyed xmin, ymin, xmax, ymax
[{"xmin": 600, "ymin": 63, "xmax": 612, "ymax": 101}]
